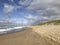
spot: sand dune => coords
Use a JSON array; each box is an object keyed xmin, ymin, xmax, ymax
[{"xmin": 0, "ymin": 25, "xmax": 60, "ymax": 45}]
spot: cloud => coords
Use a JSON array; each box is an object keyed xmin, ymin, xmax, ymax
[
  {"xmin": 2, "ymin": 0, "xmax": 60, "ymax": 24},
  {"xmin": 27, "ymin": 0, "xmax": 54, "ymax": 11},
  {"xmin": 24, "ymin": 14, "xmax": 40, "ymax": 24},
  {"xmin": 42, "ymin": 17, "xmax": 48, "ymax": 19},
  {"xmin": 18, "ymin": 0, "xmax": 32, "ymax": 6},
  {"xmin": 11, "ymin": 0, "xmax": 14, "ymax": 2},
  {"xmin": 26, "ymin": 0, "xmax": 60, "ymax": 21},
  {"xmin": 49, "ymin": 15, "xmax": 60, "ymax": 20},
  {"xmin": 25, "ymin": 14, "xmax": 38, "ymax": 20},
  {"xmin": 3, "ymin": 4, "xmax": 22, "ymax": 17},
  {"xmin": 3, "ymin": 4, "xmax": 14, "ymax": 14},
  {"xmin": 13, "ymin": 18, "xmax": 28, "ymax": 25},
  {"xmin": 3, "ymin": 0, "xmax": 32, "ymax": 14},
  {"xmin": 10, "ymin": 18, "xmax": 32, "ymax": 26}
]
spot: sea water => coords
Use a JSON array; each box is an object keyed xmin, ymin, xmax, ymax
[{"xmin": 0, "ymin": 26, "xmax": 26, "ymax": 34}]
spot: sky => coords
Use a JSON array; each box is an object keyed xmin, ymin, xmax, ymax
[{"xmin": 0, "ymin": 0, "xmax": 60, "ymax": 25}]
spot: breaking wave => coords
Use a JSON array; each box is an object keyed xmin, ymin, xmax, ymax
[{"xmin": 0, "ymin": 26, "xmax": 26, "ymax": 34}]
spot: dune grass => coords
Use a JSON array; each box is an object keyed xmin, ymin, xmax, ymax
[{"xmin": 37, "ymin": 20, "xmax": 60, "ymax": 25}]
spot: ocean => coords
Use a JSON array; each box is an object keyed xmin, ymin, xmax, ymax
[{"xmin": 0, "ymin": 26, "xmax": 26, "ymax": 34}]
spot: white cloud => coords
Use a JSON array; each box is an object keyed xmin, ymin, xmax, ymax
[
  {"xmin": 49, "ymin": 15, "xmax": 60, "ymax": 20},
  {"xmin": 26, "ymin": 0, "xmax": 60, "ymax": 21},
  {"xmin": 3, "ymin": 4, "xmax": 14, "ymax": 14},
  {"xmin": 18, "ymin": 0, "xmax": 32, "ymax": 6},
  {"xmin": 3, "ymin": 0, "xmax": 32, "ymax": 14},
  {"xmin": 27, "ymin": 0, "xmax": 55, "ymax": 11},
  {"xmin": 15, "ymin": 19, "xmax": 28, "ymax": 25},
  {"xmin": 3, "ymin": 0, "xmax": 60, "ymax": 24},
  {"xmin": 42, "ymin": 17, "xmax": 48, "ymax": 19},
  {"xmin": 11, "ymin": 0, "xmax": 14, "ymax": 2},
  {"xmin": 25, "ymin": 14, "xmax": 34, "ymax": 19},
  {"xmin": 25, "ymin": 14, "xmax": 40, "ymax": 24},
  {"xmin": 25, "ymin": 14, "xmax": 38, "ymax": 20}
]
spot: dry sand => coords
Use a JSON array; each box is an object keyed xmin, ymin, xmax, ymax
[{"xmin": 0, "ymin": 25, "xmax": 60, "ymax": 45}]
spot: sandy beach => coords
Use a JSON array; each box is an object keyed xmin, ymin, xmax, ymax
[{"xmin": 0, "ymin": 25, "xmax": 60, "ymax": 45}]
